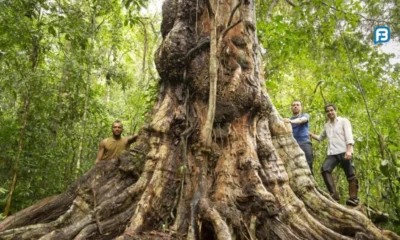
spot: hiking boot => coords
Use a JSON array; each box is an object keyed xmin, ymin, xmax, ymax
[
  {"xmin": 346, "ymin": 177, "xmax": 359, "ymax": 206},
  {"xmin": 322, "ymin": 172, "xmax": 340, "ymax": 201},
  {"xmin": 331, "ymin": 192, "xmax": 340, "ymax": 202}
]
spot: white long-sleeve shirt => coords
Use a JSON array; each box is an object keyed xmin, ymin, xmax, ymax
[{"xmin": 317, "ymin": 117, "xmax": 354, "ymax": 155}]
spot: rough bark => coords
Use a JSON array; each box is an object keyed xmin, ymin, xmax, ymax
[{"xmin": 0, "ymin": 0, "xmax": 399, "ymax": 239}]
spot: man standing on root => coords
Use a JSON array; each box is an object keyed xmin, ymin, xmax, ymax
[
  {"xmin": 284, "ymin": 100, "xmax": 314, "ymax": 175},
  {"xmin": 309, "ymin": 104, "xmax": 359, "ymax": 206},
  {"xmin": 95, "ymin": 120, "xmax": 137, "ymax": 164}
]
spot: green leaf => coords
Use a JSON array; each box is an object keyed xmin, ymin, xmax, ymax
[
  {"xmin": 0, "ymin": 187, "xmax": 8, "ymax": 194},
  {"xmin": 48, "ymin": 26, "xmax": 56, "ymax": 37},
  {"xmin": 380, "ymin": 160, "xmax": 390, "ymax": 177}
]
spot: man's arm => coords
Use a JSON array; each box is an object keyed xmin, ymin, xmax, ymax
[
  {"xmin": 284, "ymin": 114, "xmax": 309, "ymax": 124},
  {"xmin": 289, "ymin": 116, "xmax": 308, "ymax": 124},
  {"xmin": 94, "ymin": 139, "xmax": 106, "ymax": 164},
  {"xmin": 126, "ymin": 134, "xmax": 138, "ymax": 145},
  {"xmin": 309, "ymin": 132, "xmax": 319, "ymax": 141},
  {"xmin": 342, "ymin": 118, "xmax": 354, "ymax": 145},
  {"xmin": 309, "ymin": 128, "xmax": 326, "ymax": 142},
  {"xmin": 343, "ymin": 118, "xmax": 354, "ymax": 160}
]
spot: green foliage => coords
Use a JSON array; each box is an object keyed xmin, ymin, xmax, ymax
[{"xmin": 0, "ymin": 0, "xmax": 160, "ymax": 214}]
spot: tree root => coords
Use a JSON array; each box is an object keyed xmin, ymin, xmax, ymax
[
  {"xmin": 273, "ymin": 133, "xmax": 394, "ymax": 239},
  {"xmin": 0, "ymin": 196, "xmax": 91, "ymax": 240},
  {"xmin": 199, "ymin": 198, "xmax": 231, "ymax": 240}
]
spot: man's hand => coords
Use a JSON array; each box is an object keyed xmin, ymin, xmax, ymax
[
  {"xmin": 345, "ymin": 144, "xmax": 353, "ymax": 160},
  {"xmin": 283, "ymin": 118, "xmax": 291, "ymax": 123},
  {"xmin": 127, "ymin": 134, "xmax": 138, "ymax": 145},
  {"xmin": 309, "ymin": 132, "xmax": 315, "ymax": 139},
  {"xmin": 344, "ymin": 150, "xmax": 352, "ymax": 160}
]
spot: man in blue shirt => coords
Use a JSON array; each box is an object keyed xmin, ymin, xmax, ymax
[{"xmin": 285, "ymin": 100, "xmax": 314, "ymax": 175}]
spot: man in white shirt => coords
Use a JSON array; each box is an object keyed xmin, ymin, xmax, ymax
[{"xmin": 309, "ymin": 104, "xmax": 359, "ymax": 206}]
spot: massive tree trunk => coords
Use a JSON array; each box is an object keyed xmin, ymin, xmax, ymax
[{"xmin": 0, "ymin": 0, "xmax": 398, "ymax": 239}]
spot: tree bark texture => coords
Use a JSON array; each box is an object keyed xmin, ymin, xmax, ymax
[{"xmin": 0, "ymin": 0, "xmax": 399, "ymax": 239}]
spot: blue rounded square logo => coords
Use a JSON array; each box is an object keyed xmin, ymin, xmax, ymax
[{"xmin": 374, "ymin": 26, "xmax": 390, "ymax": 44}]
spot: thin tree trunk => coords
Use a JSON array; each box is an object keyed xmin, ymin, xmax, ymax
[
  {"xmin": 3, "ymin": 12, "xmax": 41, "ymax": 215},
  {"xmin": 3, "ymin": 94, "xmax": 30, "ymax": 217},
  {"xmin": 139, "ymin": 19, "xmax": 148, "ymax": 84},
  {"xmin": 75, "ymin": 7, "xmax": 96, "ymax": 177}
]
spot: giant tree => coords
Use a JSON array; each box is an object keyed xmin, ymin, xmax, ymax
[{"xmin": 0, "ymin": 0, "xmax": 399, "ymax": 239}]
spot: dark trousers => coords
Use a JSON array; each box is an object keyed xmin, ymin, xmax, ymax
[
  {"xmin": 299, "ymin": 142, "xmax": 313, "ymax": 175},
  {"xmin": 321, "ymin": 153, "xmax": 355, "ymax": 180}
]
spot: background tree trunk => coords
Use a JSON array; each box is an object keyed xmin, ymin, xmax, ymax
[
  {"xmin": 3, "ymin": 93, "xmax": 30, "ymax": 217},
  {"xmin": 0, "ymin": 0, "xmax": 399, "ymax": 239},
  {"xmin": 75, "ymin": 6, "xmax": 97, "ymax": 178},
  {"xmin": 3, "ymin": 15, "xmax": 40, "ymax": 216}
]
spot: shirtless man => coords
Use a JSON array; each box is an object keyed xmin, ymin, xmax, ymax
[{"xmin": 95, "ymin": 120, "xmax": 137, "ymax": 164}]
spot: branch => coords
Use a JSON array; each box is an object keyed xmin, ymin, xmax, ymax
[
  {"xmin": 222, "ymin": 19, "xmax": 243, "ymax": 39},
  {"xmin": 94, "ymin": 17, "xmax": 107, "ymax": 34},
  {"xmin": 149, "ymin": 22, "xmax": 159, "ymax": 34},
  {"xmin": 185, "ymin": 38, "xmax": 210, "ymax": 64},
  {"xmin": 319, "ymin": 85, "xmax": 327, "ymax": 105},
  {"xmin": 285, "ymin": 0, "xmax": 395, "ymax": 24},
  {"xmin": 312, "ymin": 80, "xmax": 324, "ymax": 94},
  {"xmin": 309, "ymin": 80, "xmax": 324, "ymax": 106},
  {"xmin": 183, "ymin": 38, "xmax": 210, "ymax": 84},
  {"xmin": 206, "ymin": 0, "xmax": 214, "ymax": 17},
  {"xmin": 322, "ymin": 2, "xmax": 394, "ymax": 24},
  {"xmin": 266, "ymin": 0, "xmax": 280, "ymax": 22},
  {"xmin": 137, "ymin": 19, "xmax": 148, "ymax": 81},
  {"xmin": 227, "ymin": 0, "xmax": 242, "ymax": 27},
  {"xmin": 285, "ymin": 0, "xmax": 297, "ymax": 7}
]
